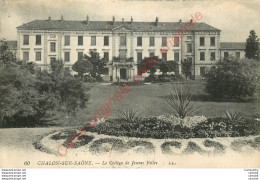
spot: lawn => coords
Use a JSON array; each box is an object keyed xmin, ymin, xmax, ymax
[{"xmin": 56, "ymin": 80, "xmax": 259, "ymax": 127}]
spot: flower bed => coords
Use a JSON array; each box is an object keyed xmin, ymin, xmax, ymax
[{"xmin": 84, "ymin": 116, "xmax": 260, "ymax": 139}]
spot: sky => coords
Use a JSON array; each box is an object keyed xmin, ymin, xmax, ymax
[{"xmin": 0, "ymin": 0, "xmax": 260, "ymax": 42}]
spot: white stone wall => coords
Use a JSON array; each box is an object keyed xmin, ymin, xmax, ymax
[{"xmin": 17, "ymin": 28, "xmax": 220, "ymax": 80}]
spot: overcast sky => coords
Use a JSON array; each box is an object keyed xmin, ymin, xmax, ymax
[{"xmin": 0, "ymin": 0, "xmax": 259, "ymax": 42}]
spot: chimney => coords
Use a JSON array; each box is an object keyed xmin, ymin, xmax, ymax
[
  {"xmin": 112, "ymin": 16, "xmax": 115, "ymax": 25},
  {"xmin": 155, "ymin": 17, "xmax": 159, "ymax": 26},
  {"xmin": 179, "ymin": 19, "xmax": 182, "ymax": 24},
  {"xmin": 48, "ymin": 16, "xmax": 51, "ymax": 21},
  {"xmin": 130, "ymin": 16, "xmax": 133, "ymax": 24},
  {"xmin": 61, "ymin": 15, "xmax": 63, "ymax": 21},
  {"xmin": 86, "ymin": 15, "xmax": 89, "ymax": 25}
]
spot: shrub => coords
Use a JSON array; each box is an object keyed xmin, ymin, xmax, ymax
[
  {"xmin": 0, "ymin": 55, "xmax": 89, "ymax": 127},
  {"xmin": 193, "ymin": 117, "xmax": 260, "ymax": 138},
  {"xmin": 157, "ymin": 115, "xmax": 207, "ymax": 128},
  {"xmin": 204, "ymin": 58, "xmax": 260, "ymax": 99},
  {"xmin": 144, "ymin": 75, "xmax": 157, "ymax": 82},
  {"xmin": 222, "ymin": 110, "xmax": 244, "ymax": 121},
  {"xmin": 84, "ymin": 75, "xmax": 96, "ymax": 82},
  {"xmin": 163, "ymin": 83, "xmax": 201, "ymax": 119},
  {"xmin": 118, "ymin": 108, "xmax": 139, "ymax": 121}
]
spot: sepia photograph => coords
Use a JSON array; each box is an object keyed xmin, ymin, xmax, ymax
[{"xmin": 0, "ymin": 0, "xmax": 259, "ymax": 171}]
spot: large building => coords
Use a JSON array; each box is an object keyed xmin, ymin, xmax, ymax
[{"xmin": 16, "ymin": 16, "xmax": 221, "ymax": 81}]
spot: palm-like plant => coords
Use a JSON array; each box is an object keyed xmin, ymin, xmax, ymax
[
  {"xmin": 164, "ymin": 83, "xmax": 201, "ymax": 119},
  {"xmin": 118, "ymin": 108, "xmax": 139, "ymax": 121},
  {"xmin": 222, "ymin": 110, "xmax": 244, "ymax": 121}
]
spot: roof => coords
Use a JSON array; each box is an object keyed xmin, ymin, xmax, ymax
[
  {"xmin": 220, "ymin": 42, "xmax": 245, "ymax": 50},
  {"xmin": 0, "ymin": 41, "xmax": 17, "ymax": 49},
  {"xmin": 17, "ymin": 20, "xmax": 220, "ymax": 32}
]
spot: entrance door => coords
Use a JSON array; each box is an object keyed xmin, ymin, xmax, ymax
[{"xmin": 120, "ymin": 68, "xmax": 127, "ymax": 80}]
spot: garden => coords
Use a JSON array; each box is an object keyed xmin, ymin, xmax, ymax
[
  {"xmin": 83, "ymin": 81, "xmax": 260, "ymax": 139},
  {"xmin": 0, "ymin": 40, "xmax": 260, "ymax": 157}
]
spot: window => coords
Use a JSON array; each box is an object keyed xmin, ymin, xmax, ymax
[
  {"xmin": 200, "ymin": 67, "xmax": 206, "ymax": 76},
  {"xmin": 78, "ymin": 36, "xmax": 83, "ymax": 46},
  {"xmin": 200, "ymin": 52, "xmax": 205, "ymax": 61},
  {"xmin": 64, "ymin": 52, "xmax": 70, "ymax": 62},
  {"xmin": 91, "ymin": 36, "xmax": 96, "ymax": 46},
  {"xmin": 104, "ymin": 36, "xmax": 109, "ymax": 46},
  {"xmin": 23, "ymin": 35, "xmax": 29, "ymax": 45},
  {"xmin": 224, "ymin": 52, "xmax": 229, "ymax": 59},
  {"xmin": 174, "ymin": 37, "xmax": 179, "ymax": 47},
  {"xmin": 23, "ymin": 52, "xmax": 29, "ymax": 61},
  {"xmin": 36, "ymin": 35, "xmax": 41, "ymax": 45},
  {"xmin": 50, "ymin": 42, "xmax": 56, "ymax": 52},
  {"xmin": 236, "ymin": 52, "xmax": 240, "ymax": 59},
  {"xmin": 210, "ymin": 37, "xmax": 215, "ymax": 46},
  {"xmin": 174, "ymin": 52, "xmax": 179, "ymax": 62},
  {"xmin": 187, "ymin": 44, "xmax": 192, "ymax": 53},
  {"xmin": 137, "ymin": 36, "xmax": 142, "ymax": 46},
  {"xmin": 149, "ymin": 37, "xmax": 155, "ymax": 46},
  {"xmin": 119, "ymin": 50, "xmax": 126, "ymax": 60},
  {"xmin": 104, "ymin": 52, "xmax": 109, "ymax": 62},
  {"xmin": 149, "ymin": 52, "xmax": 155, "ymax": 58},
  {"xmin": 50, "ymin": 57, "xmax": 56, "ymax": 61},
  {"xmin": 200, "ymin": 37, "xmax": 205, "ymax": 46},
  {"xmin": 210, "ymin": 52, "xmax": 216, "ymax": 61},
  {"xmin": 162, "ymin": 50, "xmax": 167, "ymax": 62},
  {"xmin": 187, "ymin": 36, "xmax": 192, "ymax": 40},
  {"xmin": 78, "ymin": 52, "xmax": 83, "ymax": 60},
  {"xmin": 120, "ymin": 36, "xmax": 126, "ymax": 46},
  {"xmin": 35, "ymin": 52, "xmax": 41, "ymax": 61},
  {"xmin": 64, "ymin": 36, "xmax": 70, "ymax": 46},
  {"xmin": 162, "ymin": 37, "xmax": 167, "ymax": 47},
  {"xmin": 137, "ymin": 52, "xmax": 142, "ymax": 62}
]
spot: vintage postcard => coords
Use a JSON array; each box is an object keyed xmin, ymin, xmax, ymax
[{"xmin": 0, "ymin": 0, "xmax": 259, "ymax": 169}]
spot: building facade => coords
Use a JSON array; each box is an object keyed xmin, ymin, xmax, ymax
[
  {"xmin": 220, "ymin": 42, "xmax": 246, "ymax": 61},
  {"xmin": 16, "ymin": 16, "xmax": 221, "ymax": 81}
]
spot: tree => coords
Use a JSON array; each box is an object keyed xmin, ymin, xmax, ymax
[
  {"xmin": 0, "ymin": 41, "xmax": 39, "ymax": 127},
  {"xmin": 181, "ymin": 58, "xmax": 192, "ymax": 79},
  {"xmin": 159, "ymin": 62, "xmax": 168, "ymax": 75},
  {"xmin": 203, "ymin": 58, "xmax": 260, "ymax": 99},
  {"xmin": 159, "ymin": 61, "xmax": 179, "ymax": 76},
  {"xmin": 0, "ymin": 62, "xmax": 39, "ymax": 127},
  {"xmin": 0, "ymin": 47, "xmax": 89, "ymax": 127},
  {"xmin": 72, "ymin": 59, "xmax": 92, "ymax": 80},
  {"xmin": 0, "ymin": 40, "xmax": 16, "ymax": 66},
  {"xmin": 84, "ymin": 50, "xmax": 105, "ymax": 79},
  {"xmin": 138, "ymin": 56, "xmax": 158, "ymax": 77},
  {"xmin": 39, "ymin": 59, "xmax": 89, "ymax": 116},
  {"xmin": 245, "ymin": 30, "xmax": 259, "ymax": 60},
  {"xmin": 167, "ymin": 61, "xmax": 179, "ymax": 75}
]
